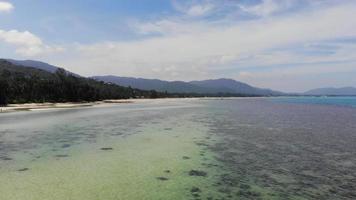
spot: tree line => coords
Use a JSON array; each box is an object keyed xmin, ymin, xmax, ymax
[
  {"xmin": 0, "ymin": 60, "xmax": 166, "ymax": 106},
  {"xmin": 0, "ymin": 60, "xmax": 258, "ymax": 106}
]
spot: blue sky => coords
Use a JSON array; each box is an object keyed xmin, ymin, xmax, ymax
[{"xmin": 1, "ymin": 0, "xmax": 356, "ymax": 92}]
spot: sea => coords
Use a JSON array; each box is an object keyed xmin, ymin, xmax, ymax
[
  {"xmin": 271, "ymin": 96, "xmax": 356, "ymax": 108},
  {"xmin": 0, "ymin": 97, "xmax": 355, "ymax": 200}
]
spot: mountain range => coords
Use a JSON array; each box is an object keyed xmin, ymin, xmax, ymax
[
  {"xmin": 3, "ymin": 59, "xmax": 355, "ymax": 96},
  {"xmin": 4, "ymin": 59, "xmax": 283, "ymax": 96},
  {"xmin": 92, "ymin": 76, "xmax": 283, "ymax": 96}
]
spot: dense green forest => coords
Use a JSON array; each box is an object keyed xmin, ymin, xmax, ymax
[
  {"xmin": 0, "ymin": 59, "xmax": 262, "ymax": 106},
  {"xmin": 0, "ymin": 60, "xmax": 166, "ymax": 105}
]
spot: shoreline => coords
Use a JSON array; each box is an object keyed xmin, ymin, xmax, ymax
[
  {"xmin": 0, "ymin": 100, "xmax": 134, "ymax": 113},
  {"xmin": 0, "ymin": 97, "xmax": 270, "ymax": 113}
]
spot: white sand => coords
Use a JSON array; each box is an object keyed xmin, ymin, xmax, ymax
[
  {"xmin": 0, "ymin": 97, "xmax": 257, "ymax": 113},
  {"xmin": 0, "ymin": 101, "xmax": 126, "ymax": 113}
]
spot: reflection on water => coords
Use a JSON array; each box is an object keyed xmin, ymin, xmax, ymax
[{"xmin": 1, "ymin": 98, "xmax": 356, "ymax": 199}]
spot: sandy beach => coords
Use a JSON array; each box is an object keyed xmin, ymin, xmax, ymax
[
  {"xmin": 0, "ymin": 100, "xmax": 135, "ymax": 113},
  {"xmin": 0, "ymin": 97, "xmax": 265, "ymax": 113}
]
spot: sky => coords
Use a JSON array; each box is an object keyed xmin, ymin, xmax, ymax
[{"xmin": 1, "ymin": 0, "xmax": 356, "ymax": 92}]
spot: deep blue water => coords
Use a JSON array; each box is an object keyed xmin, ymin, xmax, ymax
[{"xmin": 271, "ymin": 96, "xmax": 356, "ymax": 108}]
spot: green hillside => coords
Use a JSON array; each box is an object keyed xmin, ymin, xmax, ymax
[{"xmin": 0, "ymin": 60, "xmax": 164, "ymax": 105}]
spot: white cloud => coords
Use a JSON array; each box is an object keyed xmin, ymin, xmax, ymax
[
  {"xmin": 0, "ymin": 30, "xmax": 42, "ymax": 47},
  {"xmin": 186, "ymin": 4, "xmax": 214, "ymax": 16},
  {"xmin": 1, "ymin": 0, "xmax": 353, "ymax": 92},
  {"xmin": 239, "ymin": 0, "xmax": 296, "ymax": 17},
  {"xmin": 0, "ymin": 1, "xmax": 13, "ymax": 13},
  {"xmin": 172, "ymin": 1, "xmax": 214, "ymax": 17},
  {"xmin": 0, "ymin": 29, "xmax": 64, "ymax": 56},
  {"xmin": 132, "ymin": 19, "xmax": 211, "ymax": 35},
  {"xmin": 56, "ymin": 2, "xmax": 356, "ymax": 81}
]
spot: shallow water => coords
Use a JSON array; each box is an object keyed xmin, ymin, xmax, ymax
[
  {"xmin": 1, "ymin": 98, "xmax": 356, "ymax": 199},
  {"xmin": 271, "ymin": 96, "xmax": 356, "ymax": 107}
]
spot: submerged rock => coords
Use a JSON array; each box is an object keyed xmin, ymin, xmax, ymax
[
  {"xmin": 17, "ymin": 168, "xmax": 29, "ymax": 172},
  {"xmin": 189, "ymin": 170, "xmax": 207, "ymax": 177},
  {"xmin": 239, "ymin": 184, "xmax": 251, "ymax": 190},
  {"xmin": 156, "ymin": 177, "xmax": 169, "ymax": 181},
  {"xmin": 100, "ymin": 147, "xmax": 113, "ymax": 151},
  {"xmin": 195, "ymin": 142, "xmax": 208, "ymax": 147},
  {"xmin": 61, "ymin": 144, "xmax": 71, "ymax": 148},
  {"xmin": 191, "ymin": 187, "xmax": 202, "ymax": 193},
  {"xmin": 191, "ymin": 193, "xmax": 200, "ymax": 198},
  {"xmin": 0, "ymin": 156, "xmax": 12, "ymax": 161}
]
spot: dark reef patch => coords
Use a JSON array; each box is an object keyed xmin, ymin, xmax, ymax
[
  {"xmin": 111, "ymin": 133, "xmax": 123, "ymax": 136},
  {"xmin": 0, "ymin": 156, "xmax": 12, "ymax": 161},
  {"xmin": 204, "ymin": 99, "xmax": 356, "ymax": 199},
  {"xmin": 17, "ymin": 168, "xmax": 29, "ymax": 172},
  {"xmin": 100, "ymin": 147, "xmax": 113, "ymax": 151},
  {"xmin": 191, "ymin": 187, "xmax": 202, "ymax": 193},
  {"xmin": 156, "ymin": 177, "xmax": 169, "ymax": 181},
  {"xmin": 61, "ymin": 144, "xmax": 71, "ymax": 148},
  {"xmin": 195, "ymin": 142, "xmax": 208, "ymax": 147},
  {"xmin": 189, "ymin": 170, "xmax": 207, "ymax": 177}
]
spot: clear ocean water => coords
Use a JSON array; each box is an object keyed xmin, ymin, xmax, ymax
[
  {"xmin": 271, "ymin": 96, "xmax": 356, "ymax": 108},
  {"xmin": 1, "ymin": 98, "xmax": 356, "ymax": 199}
]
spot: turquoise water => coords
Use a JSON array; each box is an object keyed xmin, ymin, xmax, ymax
[
  {"xmin": 271, "ymin": 96, "xmax": 356, "ymax": 107},
  {"xmin": 1, "ymin": 98, "xmax": 356, "ymax": 199}
]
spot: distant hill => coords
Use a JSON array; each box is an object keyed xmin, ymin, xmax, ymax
[
  {"xmin": 305, "ymin": 87, "xmax": 356, "ymax": 96},
  {"xmin": 5, "ymin": 59, "xmax": 80, "ymax": 77},
  {"xmin": 92, "ymin": 76, "xmax": 283, "ymax": 96},
  {"xmin": 2, "ymin": 59, "xmax": 283, "ymax": 96},
  {"xmin": 6, "ymin": 59, "xmax": 60, "ymax": 73},
  {"xmin": 91, "ymin": 76, "xmax": 210, "ymax": 93},
  {"xmin": 189, "ymin": 78, "xmax": 281, "ymax": 96}
]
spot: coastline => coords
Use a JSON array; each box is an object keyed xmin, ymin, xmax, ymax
[
  {"xmin": 0, "ymin": 98, "xmax": 194, "ymax": 113},
  {"xmin": 0, "ymin": 100, "xmax": 134, "ymax": 113},
  {"xmin": 0, "ymin": 97, "xmax": 269, "ymax": 113}
]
